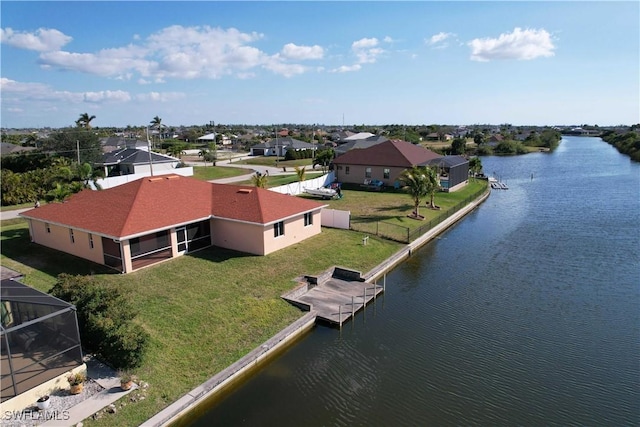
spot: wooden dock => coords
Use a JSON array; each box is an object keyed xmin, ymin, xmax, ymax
[{"xmin": 282, "ymin": 267, "xmax": 384, "ymax": 326}]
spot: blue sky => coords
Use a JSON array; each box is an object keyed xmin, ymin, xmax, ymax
[{"xmin": 1, "ymin": 1, "xmax": 638, "ymax": 128}]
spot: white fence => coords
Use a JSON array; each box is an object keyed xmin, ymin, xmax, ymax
[
  {"xmin": 269, "ymin": 171, "xmax": 336, "ymax": 196},
  {"xmin": 93, "ymin": 167, "xmax": 194, "ymax": 189},
  {"xmin": 321, "ymin": 208, "xmax": 350, "ymax": 229}
]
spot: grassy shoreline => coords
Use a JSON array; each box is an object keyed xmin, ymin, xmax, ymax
[{"xmin": 0, "ymin": 180, "xmax": 487, "ymax": 426}]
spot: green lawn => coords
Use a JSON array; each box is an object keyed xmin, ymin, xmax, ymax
[
  {"xmin": 0, "ymin": 221, "xmax": 402, "ymax": 426},
  {"xmin": 314, "ymin": 179, "xmax": 488, "ymax": 230},
  {"xmin": 0, "ymin": 179, "xmax": 487, "ymax": 426},
  {"xmin": 191, "ymin": 166, "xmax": 251, "ymax": 181},
  {"xmin": 237, "ymin": 156, "xmax": 313, "ymax": 168},
  {"xmin": 234, "ymin": 172, "xmax": 325, "ymax": 187}
]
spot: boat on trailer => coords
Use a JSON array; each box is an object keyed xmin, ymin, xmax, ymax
[{"xmin": 305, "ymin": 187, "xmax": 338, "ymax": 199}]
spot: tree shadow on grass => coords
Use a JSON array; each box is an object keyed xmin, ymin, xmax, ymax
[{"xmin": 1, "ymin": 227, "xmax": 116, "ymax": 277}]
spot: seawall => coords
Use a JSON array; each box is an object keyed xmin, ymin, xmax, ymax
[{"xmin": 142, "ymin": 187, "xmax": 491, "ymax": 427}]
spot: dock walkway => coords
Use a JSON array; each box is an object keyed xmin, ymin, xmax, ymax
[{"xmin": 283, "ymin": 267, "xmax": 383, "ymax": 325}]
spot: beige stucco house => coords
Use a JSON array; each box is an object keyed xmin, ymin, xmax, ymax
[
  {"xmin": 332, "ymin": 139, "xmax": 442, "ymax": 187},
  {"xmin": 20, "ymin": 175, "xmax": 326, "ymax": 273}
]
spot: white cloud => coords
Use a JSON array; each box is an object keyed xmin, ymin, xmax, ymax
[
  {"xmin": 1, "ymin": 77, "xmax": 182, "ymax": 106},
  {"xmin": 27, "ymin": 25, "xmax": 314, "ymax": 80},
  {"xmin": 427, "ymin": 32, "xmax": 455, "ymax": 48},
  {"xmin": 1, "ymin": 27, "xmax": 72, "ymax": 51},
  {"xmin": 83, "ymin": 90, "xmax": 131, "ymax": 103},
  {"xmin": 330, "ymin": 64, "xmax": 362, "ymax": 73},
  {"xmin": 280, "ymin": 43, "xmax": 324, "ymax": 60},
  {"xmin": 352, "ymin": 37, "xmax": 378, "ymax": 50},
  {"xmin": 135, "ymin": 92, "xmax": 186, "ymax": 102},
  {"xmin": 352, "ymin": 38, "xmax": 384, "ymax": 64},
  {"xmin": 468, "ymin": 27, "xmax": 555, "ymax": 62},
  {"xmin": 263, "ymin": 60, "xmax": 307, "ymax": 78}
]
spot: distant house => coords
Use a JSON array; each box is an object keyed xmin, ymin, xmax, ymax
[
  {"xmin": 488, "ymin": 135, "xmax": 504, "ymax": 146},
  {"xmin": 425, "ymin": 155, "xmax": 469, "ymax": 192},
  {"xmin": 20, "ymin": 175, "xmax": 326, "ymax": 273},
  {"xmin": 332, "ymin": 139, "xmax": 442, "ymax": 187},
  {"xmin": 340, "ymin": 132, "xmax": 376, "ymax": 143},
  {"xmin": 250, "ymin": 137, "xmax": 316, "ymax": 157},
  {"xmin": 334, "ymin": 135, "xmax": 388, "ymax": 156},
  {"xmin": 0, "ymin": 143, "xmax": 36, "ymax": 157},
  {"xmin": 197, "ymin": 133, "xmax": 217, "ymax": 144},
  {"xmin": 93, "ymin": 147, "xmax": 192, "ymax": 189}
]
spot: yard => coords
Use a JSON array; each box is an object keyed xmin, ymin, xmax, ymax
[
  {"xmin": 0, "ymin": 178, "xmax": 488, "ymax": 426},
  {"xmin": 0, "ymin": 220, "xmax": 401, "ymax": 426}
]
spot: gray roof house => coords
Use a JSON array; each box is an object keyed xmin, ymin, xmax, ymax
[
  {"xmin": 424, "ymin": 155, "xmax": 469, "ymax": 192},
  {"xmin": 93, "ymin": 148, "xmax": 192, "ymax": 189},
  {"xmin": 334, "ymin": 135, "xmax": 389, "ymax": 156},
  {"xmin": 250, "ymin": 137, "xmax": 316, "ymax": 157}
]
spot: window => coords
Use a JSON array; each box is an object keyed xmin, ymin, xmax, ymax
[
  {"xmin": 45, "ymin": 223, "xmax": 51, "ymax": 233},
  {"xmin": 365, "ymin": 167, "xmax": 372, "ymax": 178},
  {"xmin": 345, "ymin": 166, "xmax": 350, "ymax": 175},
  {"xmin": 384, "ymin": 168, "xmax": 390, "ymax": 179},
  {"xmin": 89, "ymin": 234, "xmax": 94, "ymax": 249},
  {"xmin": 304, "ymin": 212, "xmax": 313, "ymax": 227},
  {"xmin": 274, "ymin": 221, "xmax": 284, "ymax": 238},
  {"xmin": 69, "ymin": 229, "xmax": 75, "ymax": 244}
]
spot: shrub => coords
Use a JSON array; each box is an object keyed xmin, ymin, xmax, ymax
[{"xmin": 51, "ymin": 274, "xmax": 149, "ymax": 369}]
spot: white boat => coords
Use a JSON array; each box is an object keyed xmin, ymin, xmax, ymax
[{"xmin": 305, "ymin": 187, "xmax": 338, "ymax": 199}]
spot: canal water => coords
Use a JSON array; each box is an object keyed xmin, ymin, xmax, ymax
[{"xmin": 188, "ymin": 136, "xmax": 639, "ymax": 426}]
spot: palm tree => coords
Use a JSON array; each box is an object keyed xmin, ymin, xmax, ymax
[
  {"xmin": 251, "ymin": 172, "xmax": 268, "ymax": 188},
  {"xmin": 166, "ymin": 143, "xmax": 185, "ymax": 159},
  {"xmin": 75, "ymin": 162, "xmax": 104, "ymax": 190},
  {"xmin": 294, "ymin": 165, "xmax": 306, "ymax": 193},
  {"xmin": 399, "ymin": 166, "xmax": 439, "ymax": 218},
  {"xmin": 76, "ymin": 113, "xmax": 96, "ymax": 129},
  {"xmin": 150, "ymin": 116, "xmax": 162, "ymax": 148},
  {"xmin": 468, "ymin": 157, "xmax": 483, "ymax": 180}
]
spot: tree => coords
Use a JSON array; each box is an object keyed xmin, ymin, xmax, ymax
[
  {"xmin": 198, "ymin": 144, "xmax": 217, "ymax": 166},
  {"xmin": 166, "ymin": 143, "xmax": 186, "ymax": 159},
  {"xmin": 295, "ymin": 165, "xmax": 306, "ymax": 193},
  {"xmin": 42, "ymin": 128, "xmax": 103, "ymax": 164},
  {"xmin": 468, "ymin": 157, "xmax": 483, "ymax": 179},
  {"xmin": 150, "ymin": 116, "xmax": 163, "ymax": 148},
  {"xmin": 75, "ymin": 162, "xmax": 104, "ymax": 190},
  {"xmin": 76, "ymin": 113, "xmax": 96, "ymax": 129},
  {"xmin": 251, "ymin": 171, "xmax": 269, "ymax": 188},
  {"xmin": 473, "ymin": 132, "xmax": 485, "ymax": 146},
  {"xmin": 399, "ymin": 166, "xmax": 440, "ymax": 218},
  {"xmin": 313, "ymin": 148, "xmax": 334, "ymax": 173},
  {"xmin": 50, "ymin": 274, "xmax": 149, "ymax": 369},
  {"xmin": 451, "ymin": 138, "xmax": 467, "ymax": 155}
]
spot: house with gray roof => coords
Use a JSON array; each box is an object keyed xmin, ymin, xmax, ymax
[
  {"xmin": 250, "ymin": 137, "xmax": 316, "ymax": 157},
  {"xmin": 334, "ymin": 135, "xmax": 389, "ymax": 156},
  {"xmin": 93, "ymin": 148, "xmax": 192, "ymax": 189},
  {"xmin": 424, "ymin": 155, "xmax": 469, "ymax": 192}
]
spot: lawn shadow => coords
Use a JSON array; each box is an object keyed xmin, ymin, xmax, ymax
[
  {"xmin": 186, "ymin": 245, "xmax": 256, "ymax": 263},
  {"xmin": 1, "ymin": 225, "xmax": 119, "ymax": 277}
]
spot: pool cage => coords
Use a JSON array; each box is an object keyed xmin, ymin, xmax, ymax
[{"xmin": 1, "ymin": 280, "xmax": 83, "ymax": 403}]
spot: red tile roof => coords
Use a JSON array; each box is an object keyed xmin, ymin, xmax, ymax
[
  {"xmin": 21, "ymin": 175, "xmax": 325, "ymax": 239},
  {"xmin": 332, "ymin": 139, "xmax": 441, "ymax": 167}
]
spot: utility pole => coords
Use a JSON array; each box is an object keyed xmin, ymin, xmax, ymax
[
  {"xmin": 275, "ymin": 125, "xmax": 279, "ymax": 167},
  {"xmin": 76, "ymin": 140, "xmax": 80, "ymax": 164},
  {"xmin": 146, "ymin": 127, "xmax": 155, "ymax": 176}
]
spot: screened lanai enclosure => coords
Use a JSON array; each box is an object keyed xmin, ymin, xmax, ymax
[{"xmin": 1, "ymin": 279, "xmax": 83, "ymax": 402}]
